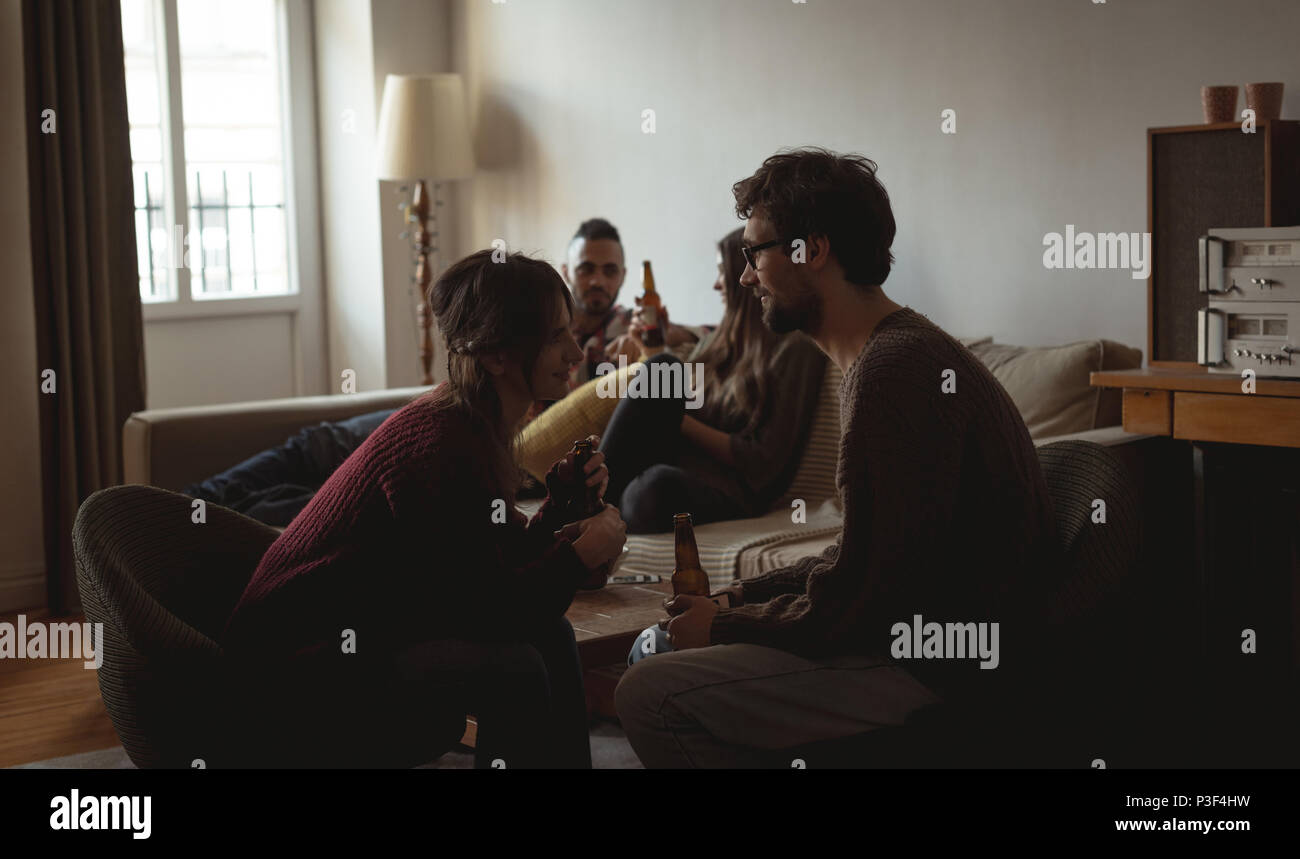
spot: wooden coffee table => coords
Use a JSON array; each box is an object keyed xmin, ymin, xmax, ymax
[{"xmin": 568, "ymin": 579, "xmax": 675, "ymax": 718}]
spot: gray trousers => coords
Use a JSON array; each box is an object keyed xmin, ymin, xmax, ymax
[{"xmin": 615, "ymin": 643, "xmax": 942, "ymax": 768}]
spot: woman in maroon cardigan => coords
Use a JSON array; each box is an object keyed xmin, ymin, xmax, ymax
[{"xmin": 221, "ymin": 250, "xmax": 627, "ymax": 768}]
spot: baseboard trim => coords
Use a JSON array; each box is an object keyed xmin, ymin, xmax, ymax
[{"xmin": 0, "ymin": 569, "xmax": 46, "ymax": 615}]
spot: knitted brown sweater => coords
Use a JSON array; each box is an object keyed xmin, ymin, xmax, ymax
[{"xmin": 709, "ymin": 307, "xmax": 1060, "ymax": 699}]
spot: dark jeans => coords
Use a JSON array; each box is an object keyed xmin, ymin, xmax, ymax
[
  {"xmin": 182, "ymin": 409, "xmax": 396, "ymax": 526},
  {"xmin": 599, "ymin": 354, "xmax": 746, "ymax": 534},
  {"xmin": 392, "ymin": 616, "xmax": 592, "ymax": 769}
]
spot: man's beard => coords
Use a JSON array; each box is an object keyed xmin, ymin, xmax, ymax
[
  {"xmin": 577, "ymin": 287, "xmax": 611, "ymax": 314},
  {"xmin": 762, "ymin": 279, "xmax": 822, "ymax": 334}
]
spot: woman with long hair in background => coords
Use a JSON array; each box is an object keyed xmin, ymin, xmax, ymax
[{"xmin": 599, "ymin": 227, "xmax": 827, "ymax": 533}]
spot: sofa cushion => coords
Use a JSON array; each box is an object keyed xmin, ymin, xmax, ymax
[{"xmin": 965, "ymin": 339, "xmax": 1141, "ymax": 439}]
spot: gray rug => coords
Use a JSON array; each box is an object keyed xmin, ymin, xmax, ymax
[{"xmin": 12, "ymin": 719, "xmax": 642, "ymax": 769}]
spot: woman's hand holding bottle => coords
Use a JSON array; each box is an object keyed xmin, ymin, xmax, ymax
[{"xmin": 555, "ymin": 504, "xmax": 627, "ymax": 569}]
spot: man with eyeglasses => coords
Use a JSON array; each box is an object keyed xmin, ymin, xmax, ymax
[{"xmin": 615, "ymin": 147, "xmax": 1059, "ymax": 768}]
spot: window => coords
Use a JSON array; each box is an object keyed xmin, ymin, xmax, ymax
[{"xmin": 122, "ymin": 0, "xmax": 294, "ymax": 304}]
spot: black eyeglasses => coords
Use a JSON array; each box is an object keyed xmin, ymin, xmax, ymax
[{"xmin": 741, "ymin": 237, "xmax": 792, "ymax": 271}]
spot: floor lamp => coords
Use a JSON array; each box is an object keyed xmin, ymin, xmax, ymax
[{"xmin": 375, "ymin": 74, "xmax": 476, "ymax": 385}]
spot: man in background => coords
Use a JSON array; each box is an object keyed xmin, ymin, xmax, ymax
[{"xmin": 561, "ymin": 217, "xmax": 698, "ymax": 387}]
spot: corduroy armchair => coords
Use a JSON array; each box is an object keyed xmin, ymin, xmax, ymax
[{"xmin": 72, "ymin": 484, "xmax": 466, "ymax": 768}]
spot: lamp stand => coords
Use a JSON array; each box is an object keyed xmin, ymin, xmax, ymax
[{"xmin": 407, "ymin": 179, "xmax": 436, "ymax": 385}]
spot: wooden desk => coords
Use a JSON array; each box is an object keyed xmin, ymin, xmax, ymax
[{"xmin": 1090, "ymin": 368, "xmax": 1300, "ymax": 448}]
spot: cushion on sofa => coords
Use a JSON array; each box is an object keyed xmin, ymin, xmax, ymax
[{"xmin": 965, "ymin": 338, "xmax": 1142, "ymax": 439}]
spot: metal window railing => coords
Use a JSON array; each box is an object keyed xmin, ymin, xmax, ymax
[{"xmin": 137, "ymin": 168, "xmax": 285, "ymax": 299}]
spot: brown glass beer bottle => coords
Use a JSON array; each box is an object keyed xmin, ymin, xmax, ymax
[
  {"xmin": 571, "ymin": 440, "xmax": 603, "ymax": 515},
  {"xmin": 671, "ymin": 513, "xmax": 710, "ymax": 597},
  {"xmin": 638, "ymin": 260, "xmax": 665, "ymax": 349},
  {"xmin": 571, "ymin": 439, "xmax": 611, "ymax": 590}
]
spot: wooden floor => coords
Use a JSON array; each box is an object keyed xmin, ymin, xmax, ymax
[
  {"xmin": 0, "ymin": 610, "xmax": 120, "ymax": 768},
  {"xmin": 0, "ymin": 582, "xmax": 672, "ymax": 767}
]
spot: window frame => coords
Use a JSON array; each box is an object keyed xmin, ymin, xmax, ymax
[{"xmin": 137, "ymin": 0, "xmax": 319, "ymax": 324}]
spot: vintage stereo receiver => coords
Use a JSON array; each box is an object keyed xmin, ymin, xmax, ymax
[{"xmin": 1197, "ymin": 226, "xmax": 1300, "ymax": 378}]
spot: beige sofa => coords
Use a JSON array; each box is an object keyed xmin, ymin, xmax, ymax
[{"xmin": 123, "ymin": 335, "xmax": 1148, "ymax": 589}]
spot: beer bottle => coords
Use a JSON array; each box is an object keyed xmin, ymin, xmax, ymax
[
  {"xmin": 638, "ymin": 260, "xmax": 665, "ymax": 349},
  {"xmin": 571, "ymin": 439, "xmax": 611, "ymax": 590},
  {"xmin": 671, "ymin": 513, "xmax": 710, "ymax": 597},
  {"xmin": 571, "ymin": 439, "xmax": 603, "ymax": 517}
]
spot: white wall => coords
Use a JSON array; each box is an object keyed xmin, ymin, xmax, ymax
[
  {"xmin": 1, "ymin": 0, "xmax": 48, "ymax": 612},
  {"xmin": 370, "ymin": 0, "xmax": 454, "ymax": 389},
  {"xmin": 315, "ymin": 0, "xmax": 388, "ymax": 393},
  {"xmin": 148, "ymin": 314, "xmax": 299, "ymax": 401},
  {"xmin": 315, "ymin": 0, "xmax": 454, "ymax": 393},
  {"xmin": 449, "ymin": 0, "xmax": 1300, "ymax": 353}
]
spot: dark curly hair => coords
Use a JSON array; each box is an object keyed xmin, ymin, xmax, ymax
[
  {"xmin": 570, "ymin": 217, "xmax": 622, "ymax": 248},
  {"xmin": 732, "ymin": 147, "xmax": 896, "ymax": 288}
]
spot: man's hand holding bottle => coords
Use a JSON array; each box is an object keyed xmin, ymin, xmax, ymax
[{"xmin": 605, "ymin": 303, "xmax": 696, "ymax": 363}]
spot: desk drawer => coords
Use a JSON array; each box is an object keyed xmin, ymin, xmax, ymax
[
  {"xmin": 1123, "ymin": 388, "xmax": 1172, "ymax": 435},
  {"xmin": 1173, "ymin": 392, "xmax": 1300, "ymax": 448}
]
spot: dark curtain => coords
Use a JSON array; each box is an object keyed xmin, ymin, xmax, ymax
[{"xmin": 24, "ymin": 0, "xmax": 146, "ymax": 614}]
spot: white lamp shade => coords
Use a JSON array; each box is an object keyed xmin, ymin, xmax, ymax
[{"xmin": 375, "ymin": 73, "xmax": 475, "ymax": 181}]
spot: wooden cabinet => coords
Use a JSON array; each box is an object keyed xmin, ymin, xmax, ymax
[
  {"xmin": 1122, "ymin": 388, "xmax": 1171, "ymax": 435},
  {"xmin": 1094, "ymin": 368, "xmax": 1300, "ymax": 449}
]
